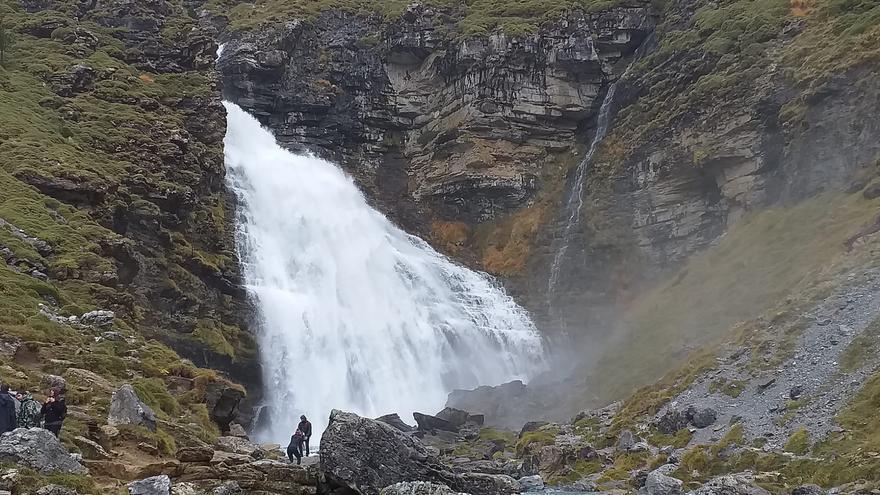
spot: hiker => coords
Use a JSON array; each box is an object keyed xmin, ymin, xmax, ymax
[
  {"xmin": 298, "ymin": 414, "xmax": 313, "ymax": 456},
  {"xmin": 16, "ymin": 391, "xmax": 41, "ymax": 428},
  {"xmin": 0, "ymin": 384, "xmax": 16, "ymax": 434},
  {"xmin": 287, "ymin": 429, "xmax": 305, "ymax": 465},
  {"xmin": 41, "ymin": 387, "xmax": 67, "ymax": 437}
]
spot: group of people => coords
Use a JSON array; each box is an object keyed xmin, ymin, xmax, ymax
[
  {"xmin": 0, "ymin": 384, "xmax": 67, "ymax": 436},
  {"xmin": 286, "ymin": 415, "xmax": 312, "ymax": 465}
]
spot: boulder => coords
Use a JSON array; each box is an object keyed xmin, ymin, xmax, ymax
[
  {"xmin": 688, "ymin": 407, "xmax": 718, "ymax": 429},
  {"xmin": 80, "ymin": 310, "xmax": 115, "ymax": 327},
  {"xmin": 0, "ymin": 428, "xmax": 86, "ymax": 474},
  {"xmin": 518, "ymin": 475, "xmax": 544, "ymax": 492},
  {"xmin": 35, "ymin": 485, "xmax": 78, "ymax": 495},
  {"xmin": 71, "ymin": 436, "xmax": 112, "ymax": 460},
  {"xmin": 322, "ymin": 410, "xmax": 517, "ymax": 495},
  {"xmin": 380, "ymin": 482, "xmax": 464, "ymax": 495},
  {"xmin": 791, "ymin": 485, "xmax": 823, "ymax": 495},
  {"xmin": 376, "ymin": 413, "xmax": 415, "ymax": 432},
  {"xmin": 176, "ymin": 445, "xmax": 214, "ymax": 463},
  {"xmin": 128, "ymin": 475, "xmax": 171, "ymax": 495},
  {"xmin": 656, "ymin": 410, "xmax": 689, "ymax": 434},
  {"xmin": 618, "ymin": 429, "xmax": 636, "ymax": 451},
  {"xmin": 519, "ymin": 421, "xmax": 549, "ymax": 437},
  {"xmin": 646, "ymin": 466, "xmax": 683, "ymax": 495},
  {"xmin": 41, "ymin": 375, "xmax": 67, "ymax": 393},
  {"xmin": 215, "ymin": 436, "xmax": 258, "ymax": 456},
  {"xmin": 689, "ymin": 473, "xmax": 771, "ymax": 495},
  {"xmin": 108, "ymin": 385, "xmax": 157, "ymax": 432},
  {"xmin": 228, "ymin": 423, "xmax": 248, "ymax": 439},
  {"xmin": 203, "ymin": 383, "xmax": 244, "ymax": 432},
  {"xmin": 413, "ymin": 412, "xmax": 457, "ymax": 432}
]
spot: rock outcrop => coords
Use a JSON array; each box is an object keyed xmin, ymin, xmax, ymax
[
  {"xmin": 321, "ymin": 410, "xmax": 519, "ymax": 495},
  {"xmin": 128, "ymin": 475, "xmax": 172, "ymax": 495},
  {"xmin": 0, "ymin": 428, "xmax": 87, "ymax": 474},
  {"xmin": 108, "ymin": 385, "xmax": 158, "ymax": 432}
]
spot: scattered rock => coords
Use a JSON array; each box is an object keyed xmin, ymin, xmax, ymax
[
  {"xmin": 380, "ymin": 482, "xmax": 463, "ymax": 495},
  {"xmin": 518, "ymin": 474, "xmax": 544, "ymax": 492},
  {"xmin": 176, "ymin": 446, "xmax": 214, "ymax": 463},
  {"xmin": 789, "ymin": 386, "xmax": 805, "ymax": 400},
  {"xmin": 80, "ymin": 310, "xmax": 115, "ymax": 327},
  {"xmin": 646, "ymin": 465, "xmax": 683, "ymax": 495},
  {"xmin": 618, "ymin": 429, "xmax": 636, "ymax": 451},
  {"xmin": 170, "ymin": 483, "xmax": 200, "ymax": 495},
  {"xmin": 36, "ymin": 485, "xmax": 78, "ymax": 495},
  {"xmin": 215, "ymin": 436, "xmax": 258, "ymax": 456},
  {"xmin": 791, "ymin": 484, "xmax": 824, "ymax": 495},
  {"xmin": 97, "ymin": 425, "xmax": 120, "ymax": 450},
  {"xmin": 212, "ymin": 482, "xmax": 243, "ymax": 495},
  {"xmin": 689, "ymin": 473, "xmax": 771, "ymax": 495},
  {"xmin": 128, "ymin": 475, "xmax": 171, "ymax": 495},
  {"xmin": 656, "ymin": 410, "xmax": 689, "ymax": 434},
  {"xmin": 71, "ymin": 436, "xmax": 111, "ymax": 460},
  {"xmin": 0, "ymin": 428, "xmax": 87, "ymax": 474},
  {"xmin": 377, "ymin": 413, "xmax": 415, "ymax": 432},
  {"xmin": 108, "ymin": 385, "xmax": 157, "ymax": 432}
]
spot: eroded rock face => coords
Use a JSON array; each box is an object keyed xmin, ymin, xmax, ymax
[
  {"xmin": 219, "ymin": 5, "xmax": 652, "ymax": 227},
  {"xmin": 0, "ymin": 428, "xmax": 87, "ymax": 474}
]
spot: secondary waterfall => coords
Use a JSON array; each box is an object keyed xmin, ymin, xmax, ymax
[
  {"xmin": 547, "ymin": 53, "xmax": 644, "ymax": 297},
  {"xmin": 223, "ymin": 103, "xmax": 544, "ymax": 442}
]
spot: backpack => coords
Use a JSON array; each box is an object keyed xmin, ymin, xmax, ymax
[{"xmin": 18, "ymin": 398, "xmax": 41, "ymax": 428}]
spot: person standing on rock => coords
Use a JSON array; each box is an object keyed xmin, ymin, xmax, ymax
[
  {"xmin": 287, "ymin": 429, "xmax": 305, "ymax": 465},
  {"xmin": 298, "ymin": 415, "xmax": 313, "ymax": 456},
  {"xmin": 40, "ymin": 387, "xmax": 67, "ymax": 437},
  {"xmin": 16, "ymin": 391, "xmax": 41, "ymax": 428},
  {"xmin": 0, "ymin": 384, "xmax": 16, "ymax": 433}
]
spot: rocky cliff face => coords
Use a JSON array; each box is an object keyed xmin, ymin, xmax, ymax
[{"xmin": 218, "ymin": 4, "xmax": 653, "ymax": 231}]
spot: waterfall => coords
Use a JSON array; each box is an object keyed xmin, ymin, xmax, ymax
[
  {"xmin": 223, "ymin": 102, "xmax": 544, "ymax": 442},
  {"xmin": 547, "ymin": 54, "xmax": 643, "ymax": 297}
]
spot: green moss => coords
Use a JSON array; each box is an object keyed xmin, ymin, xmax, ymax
[
  {"xmin": 191, "ymin": 319, "xmax": 237, "ymax": 359},
  {"xmin": 133, "ymin": 377, "xmax": 181, "ymax": 418},
  {"xmin": 648, "ymin": 427, "xmax": 693, "ymax": 449},
  {"xmin": 549, "ymin": 458, "xmax": 603, "ymax": 485},
  {"xmin": 515, "ymin": 427, "xmax": 559, "ymax": 456},
  {"xmin": 597, "ymin": 452, "xmax": 649, "ymax": 483}
]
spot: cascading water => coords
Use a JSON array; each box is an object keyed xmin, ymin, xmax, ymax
[
  {"xmin": 223, "ymin": 102, "xmax": 544, "ymax": 443},
  {"xmin": 546, "ymin": 53, "xmax": 644, "ymax": 297}
]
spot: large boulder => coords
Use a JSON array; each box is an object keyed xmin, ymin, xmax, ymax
[
  {"xmin": 646, "ymin": 465, "xmax": 683, "ymax": 495},
  {"xmin": 203, "ymin": 383, "xmax": 244, "ymax": 433},
  {"xmin": 380, "ymin": 482, "xmax": 465, "ymax": 495},
  {"xmin": 128, "ymin": 475, "xmax": 171, "ymax": 495},
  {"xmin": 109, "ymin": 385, "xmax": 157, "ymax": 432},
  {"xmin": 0, "ymin": 428, "xmax": 87, "ymax": 474},
  {"xmin": 687, "ymin": 406, "xmax": 718, "ymax": 429},
  {"xmin": 517, "ymin": 475, "xmax": 544, "ymax": 492},
  {"xmin": 322, "ymin": 410, "xmax": 518, "ymax": 495}
]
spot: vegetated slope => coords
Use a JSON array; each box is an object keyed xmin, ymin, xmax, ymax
[
  {"xmin": 0, "ymin": 0, "xmax": 256, "ymax": 377},
  {"xmin": 0, "ymin": 1, "xmax": 253, "ymax": 490}
]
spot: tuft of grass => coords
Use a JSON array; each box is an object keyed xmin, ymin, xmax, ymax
[
  {"xmin": 709, "ymin": 378, "xmax": 747, "ymax": 398},
  {"xmin": 784, "ymin": 428, "xmax": 811, "ymax": 455},
  {"xmin": 839, "ymin": 315, "xmax": 880, "ymax": 372},
  {"xmin": 515, "ymin": 427, "xmax": 559, "ymax": 456}
]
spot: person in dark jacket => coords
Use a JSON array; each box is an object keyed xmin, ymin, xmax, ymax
[
  {"xmin": 297, "ymin": 415, "xmax": 312, "ymax": 456},
  {"xmin": 287, "ymin": 429, "xmax": 304, "ymax": 465},
  {"xmin": 41, "ymin": 387, "xmax": 66, "ymax": 437},
  {"xmin": 0, "ymin": 384, "xmax": 16, "ymax": 434}
]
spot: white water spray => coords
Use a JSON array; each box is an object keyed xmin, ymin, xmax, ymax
[{"xmin": 223, "ymin": 103, "xmax": 543, "ymax": 442}]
